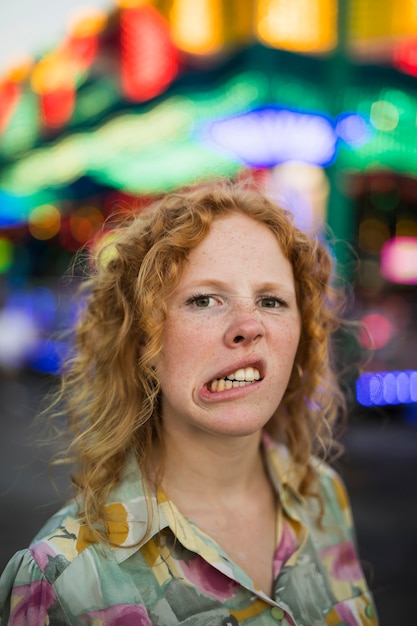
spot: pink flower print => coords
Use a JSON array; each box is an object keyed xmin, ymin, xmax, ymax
[
  {"xmin": 10, "ymin": 580, "xmax": 57, "ymax": 626},
  {"xmin": 181, "ymin": 555, "xmax": 238, "ymax": 601},
  {"xmin": 29, "ymin": 542, "xmax": 57, "ymax": 572},
  {"xmin": 333, "ymin": 600, "xmax": 359, "ymax": 626},
  {"xmin": 320, "ymin": 541, "xmax": 363, "ymax": 582},
  {"xmin": 326, "ymin": 595, "xmax": 377, "ymax": 626},
  {"xmin": 273, "ymin": 520, "xmax": 296, "ymax": 577},
  {"xmin": 85, "ymin": 603, "xmax": 152, "ymax": 625}
]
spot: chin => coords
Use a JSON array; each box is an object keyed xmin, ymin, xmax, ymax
[{"xmin": 201, "ymin": 416, "xmax": 270, "ymax": 439}]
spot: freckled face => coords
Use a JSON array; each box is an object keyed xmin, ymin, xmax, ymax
[{"xmin": 155, "ymin": 212, "xmax": 301, "ymax": 440}]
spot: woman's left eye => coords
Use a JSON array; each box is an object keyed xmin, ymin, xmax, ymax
[{"xmin": 259, "ymin": 296, "xmax": 287, "ymax": 309}]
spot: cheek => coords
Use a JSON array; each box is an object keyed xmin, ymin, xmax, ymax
[
  {"xmin": 274, "ymin": 324, "xmax": 301, "ymax": 367},
  {"xmin": 290, "ymin": 325, "xmax": 302, "ymax": 351},
  {"xmin": 160, "ymin": 319, "xmax": 205, "ymax": 371},
  {"xmin": 277, "ymin": 319, "xmax": 301, "ymax": 345}
]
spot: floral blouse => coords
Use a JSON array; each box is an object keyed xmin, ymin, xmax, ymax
[{"xmin": 0, "ymin": 434, "xmax": 378, "ymax": 625}]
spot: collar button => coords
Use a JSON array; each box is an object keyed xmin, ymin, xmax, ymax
[{"xmin": 270, "ymin": 606, "xmax": 285, "ymax": 621}]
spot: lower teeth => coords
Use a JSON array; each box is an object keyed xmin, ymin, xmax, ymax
[{"xmin": 210, "ymin": 379, "xmax": 254, "ymax": 392}]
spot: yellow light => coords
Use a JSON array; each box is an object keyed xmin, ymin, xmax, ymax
[
  {"xmin": 117, "ymin": 0, "xmax": 151, "ymax": 8},
  {"xmin": 370, "ymin": 100, "xmax": 399, "ymax": 131},
  {"xmin": 28, "ymin": 204, "xmax": 61, "ymax": 240},
  {"xmin": 256, "ymin": 0, "xmax": 337, "ymax": 53},
  {"xmin": 68, "ymin": 9, "xmax": 108, "ymax": 37},
  {"xmin": 4, "ymin": 57, "xmax": 34, "ymax": 83},
  {"xmin": 31, "ymin": 52, "xmax": 75, "ymax": 93},
  {"xmin": 349, "ymin": 0, "xmax": 417, "ymax": 41},
  {"xmin": 170, "ymin": 0, "xmax": 224, "ymax": 55}
]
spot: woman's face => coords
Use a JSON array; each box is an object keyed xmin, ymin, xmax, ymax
[{"xmin": 154, "ymin": 212, "xmax": 301, "ymax": 440}]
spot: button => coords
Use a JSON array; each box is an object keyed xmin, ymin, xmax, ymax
[
  {"xmin": 270, "ymin": 606, "xmax": 285, "ymax": 620},
  {"xmin": 365, "ymin": 605, "xmax": 374, "ymax": 618}
]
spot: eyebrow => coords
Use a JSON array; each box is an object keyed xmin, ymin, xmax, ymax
[{"xmin": 178, "ymin": 278, "xmax": 297, "ymax": 296}]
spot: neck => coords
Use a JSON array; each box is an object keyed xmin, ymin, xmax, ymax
[{"xmin": 154, "ymin": 425, "xmax": 267, "ymax": 505}]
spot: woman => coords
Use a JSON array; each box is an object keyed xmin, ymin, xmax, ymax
[{"xmin": 0, "ymin": 181, "xmax": 378, "ymax": 625}]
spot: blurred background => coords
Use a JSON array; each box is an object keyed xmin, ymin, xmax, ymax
[{"xmin": 1, "ymin": 0, "xmax": 417, "ymax": 623}]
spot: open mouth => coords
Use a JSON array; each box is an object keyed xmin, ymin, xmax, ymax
[{"xmin": 208, "ymin": 367, "xmax": 262, "ymax": 393}]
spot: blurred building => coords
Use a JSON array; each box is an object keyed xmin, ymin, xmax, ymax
[{"xmin": 0, "ymin": 0, "xmax": 416, "ymax": 417}]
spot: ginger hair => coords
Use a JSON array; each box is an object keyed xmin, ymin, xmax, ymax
[{"xmin": 52, "ymin": 179, "xmax": 346, "ymax": 542}]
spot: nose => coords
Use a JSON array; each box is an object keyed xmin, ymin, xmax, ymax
[{"xmin": 224, "ymin": 299, "xmax": 265, "ymax": 347}]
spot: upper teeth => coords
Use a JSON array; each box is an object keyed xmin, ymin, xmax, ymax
[
  {"xmin": 209, "ymin": 367, "xmax": 261, "ymax": 392},
  {"xmin": 225, "ymin": 367, "xmax": 260, "ymax": 382}
]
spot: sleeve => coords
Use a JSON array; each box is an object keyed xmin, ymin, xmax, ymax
[{"xmin": 0, "ymin": 550, "xmax": 68, "ymax": 626}]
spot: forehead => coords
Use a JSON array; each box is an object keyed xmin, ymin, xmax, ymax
[
  {"xmin": 192, "ymin": 212, "xmax": 283, "ymax": 254},
  {"xmin": 179, "ymin": 212, "xmax": 295, "ymax": 285}
]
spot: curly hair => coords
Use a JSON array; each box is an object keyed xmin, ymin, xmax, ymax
[{"xmin": 51, "ymin": 179, "xmax": 346, "ymax": 542}]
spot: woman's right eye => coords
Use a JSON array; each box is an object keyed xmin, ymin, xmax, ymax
[{"xmin": 187, "ymin": 294, "xmax": 219, "ymax": 308}]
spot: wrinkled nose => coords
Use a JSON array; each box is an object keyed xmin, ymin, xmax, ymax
[{"xmin": 224, "ymin": 300, "xmax": 265, "ymax": 347}]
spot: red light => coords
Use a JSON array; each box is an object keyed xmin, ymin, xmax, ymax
[
  {"xmin": 121, "ymin": 5, "xmax": 178, "ymax": 102},
  {"xmin": 393, "ymin": 39, "xmax": 417, "ymax": 77},
  {"xmin": 41, "ymin": 86, "xmax": 75, "ymax": 128},
  {"xmin": 360, "ymin": 313, "xmax": 394, "ymax": 350},
  {"xmin": 66, "ymin": 34, "xmax": 99, "ymax": 70},
  {"xmin": 0, "ymin": 81, "xmax": 20, "ymax": 133}
]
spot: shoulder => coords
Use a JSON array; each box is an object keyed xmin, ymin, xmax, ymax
[
  {"xmin": 27, "ymin": 454, "xmax": 148, "ymax": 582},
  {"xmin": 0, "ymin": 501, "xmax": 81, "ymax": 602},
  {"xmin": 263, "ymin": 433, "xmax": 344, "ymax": 500},
  {"xmin": 263, "ymin": 433, "xmax": 354, "ymax": 528},
  {"xmin": 311, "ymin": 458, "xmax": 349, "ymax": 509},
  {"xmin": 1, "ymin": 497, "xmax": 131, "ymax": 624},
  {"xmin": 312, "ymin": 458, "xmax": 354, "ymax": 524},
  {"xmin": 26, "ymin": 500, "xmax": 86, "ymax": 584},
  {"xmin": 0, "ymin": 546, "xmax": 70, "ymax": 624}
]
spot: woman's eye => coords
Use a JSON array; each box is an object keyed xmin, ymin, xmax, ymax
[
  {"xmin": 188, "ymin": 295, "xmax": 218, "ymax": 308},
  {"xmin": 259, "ymin": 296, "xmax": 286, "ymax": 309}
]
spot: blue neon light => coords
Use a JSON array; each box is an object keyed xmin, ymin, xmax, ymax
[
  {"xmin": 204, "ymin": 107, "xmax": 337, "ymax": 168},
  {"xmin": 335, "ymin": 112, "xmax": 372, "ymax": 147},
  {"xmin": 356, "ymin": 370, "xmax": 417, "ymax": 406}
]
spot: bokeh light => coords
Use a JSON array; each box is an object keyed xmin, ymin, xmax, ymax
[
  {"xmin": 69, "ymin": 205, "xmax": 104, "ymax": 244},
  {"xmin": 359, "ymin": 312, "xmax": 394, "ymax": 350},
  {"xmin": 380, "ymin": 236, "xmax": 417, "ymax": 284},
  {"xmin": 266, "ymin": 162, "xmax": 329, "ymax": 232},
  {"xmin": 256, "ymin": 0, "xmax": 338, "ymax": 53},
  {"xmin": 206, "ymin": 107, "xmax": 337, "ymax": 168},
  {"xmin": 370, "ymin": 100, "xmax": 400, "ymax": 131},
  {"xmin": 357, "ymin": 370, "xmax": 417, "ymax": 406},
  {"xmin": 28, "ymin": 204, "xmax": 61, "ymax": 240},
  {"xmin": 0, "ymin": 238, "xmax": 13, "ymax": 273},
  {"xmin": 0, "ymin": 306, "xmax": 38, "ymax": 369},
  {"xmin": 121, "ymin": 4, "xmax": 178, "ymax": 101},
  {"xmin": 170, "ymin": 0, "xmax": 224, "ymax": 55},
  {"xmin": 336, "ymin": 113, "xmax": 371, "ymax": 147}
]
